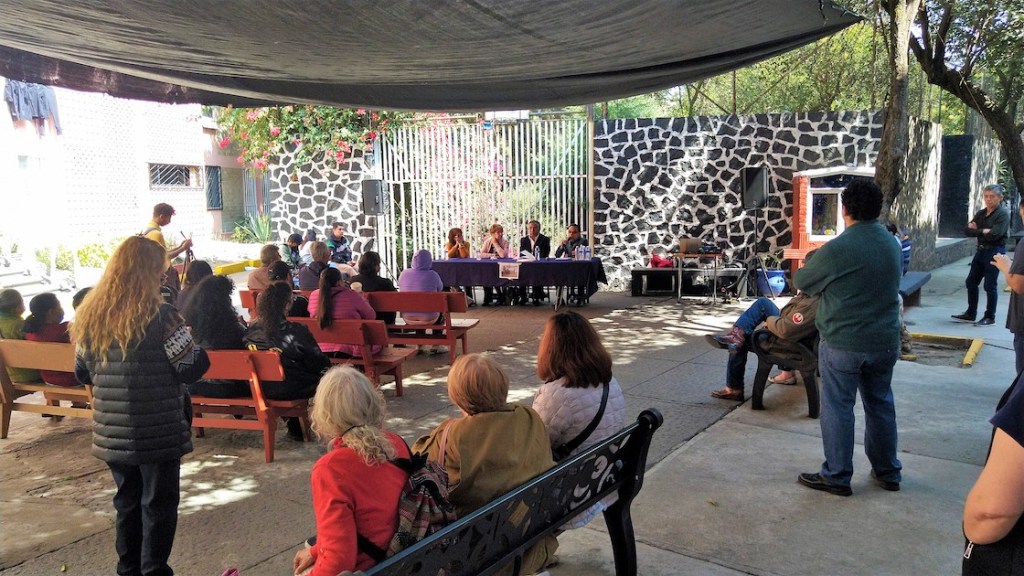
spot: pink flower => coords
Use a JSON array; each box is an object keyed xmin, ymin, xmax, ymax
[
  {"xmin": 293, "ymin": 138, "xmax": 303, "ymax": 147},
  {"xmin": 240, "ymin": 132, "xmax": 248, "ymax": 140},
  {"xmin": 357, "ymin": 108, "xmax": 366, "ymax": 115},
  {"xmin": 236, "ymin": 155, "xmax": 245, "ymax": 165},
  {"xmin": 218, "ymin": 137, "xmax": 230, "ymax": 149},
  {"xmin": 255, "ymin": 159, "xmax": 268, "ymax": 169},
  {"xmin": 245, "ymin": 109, "xmax": 261, "ymax": 122},
  {"xmin": 269, "ymin": 126, "xmax": 281, "ymax": 137},
  {"xmin": 364, "ymin": 130, "xmax": 378, "ymax": 141}
]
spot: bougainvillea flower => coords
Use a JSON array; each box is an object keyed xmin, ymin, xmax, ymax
[
  {"xmin": 357, "ymin": 108, "xmax": 366, "ymax": 115},
  {"xmin": 269, "ymin": 126, "xmax": 281, "ymax": 137},
  {"xmin": 218, "ymin": 137, "xmax": 230, "ymax": 148},
  {"xmin": 236, "ymin": 155, "xmax": 245, "ymax": 164}
]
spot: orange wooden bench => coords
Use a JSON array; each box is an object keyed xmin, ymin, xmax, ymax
[
  {"xmin": 191, "ymin": 349, "xmax": 311, "ymax": 463},
  {"xmin": 290, "ymin": 318, "xmax": 416, "ymax": 397},
  {"xmin": 239, "ymin": 288, "xmax": 313, "ymax": 319},
  {"xmin": 0, "ymin": 339, "xmax": 91, "ymax": 438},
  {"xmin": 366, "ymin": 292, "xmax": 479, "ymax": 364}
]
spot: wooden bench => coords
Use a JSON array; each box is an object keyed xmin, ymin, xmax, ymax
[
  {"xmin": 749, "ymin": 329, "xmax": 820, "ymax": 419},
  {"xmin": 366, "ymin": 292, "xmax": 479, "ymax": 364},
  {"xmin": 191, "ymin": 350, "xmax": 311, "ymax": 463},
  {"xmin": 239, "ymin": 288, "xmax": 313, "ymax": 318},
  {"xmin": 899, "ymin": 271, "xmax": 932, "ymax": 307},
  {"xmin": 0, "ymin": 339, "xmax": 92, "ymax": 438},
  {"xmin": 630, "ymin": 267, "xmax": 677, "ymax": 296},
  {"xmin": 364, "ymin": 408, "xmax": 664, "ymax": 576},
  {"xmin": 290, "ymin": 318, "xmax": 416, "ymax": 397}
]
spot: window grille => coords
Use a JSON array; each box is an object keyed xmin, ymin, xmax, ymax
[
  {"xmin": 149, "ymin": 164, "xmax": 198, "ymax": 187},
  {"xmin": 205, "ymin": 166, "xmax": 223, "ymax": 209}
]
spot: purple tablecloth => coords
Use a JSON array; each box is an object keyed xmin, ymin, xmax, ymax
[{"xmin": 432, "ymin": 258, "xmax": 607, "ymax": 297}]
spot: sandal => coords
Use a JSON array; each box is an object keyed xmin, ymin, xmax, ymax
[
  {"xmin": 711, "ymin": 388, "xmax": 744, "ymax": 401},
  {"xmin": 770, "ymin": 373, "xmax": 797, "ymax": 385}
]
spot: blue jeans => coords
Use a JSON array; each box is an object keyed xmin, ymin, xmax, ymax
[
  {"xmin": 817, "ymin": 340, "xmax": 902, "ymax": 487},
  {"xmin": 108, "ymin": 459, "xmax": 181, "ymax": 576},
  {"xmin": 726, "ymin": 298, "xmax": 780, "ymax": 391},
  {"xmin": 966, "ymin": 246, "xmax": 1004, "ymax": 319}
]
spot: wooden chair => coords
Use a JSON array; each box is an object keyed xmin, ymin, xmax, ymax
[
  {"xmin": 0, "ymin": 339, "xmax": 92, "ymax": 438},
  {"xmin": 191, "ymin": 350, "xmax": 311, "ymax": 463},
  {"xmin": 291, "ymin": 318, "xmax": 415, "ymax": 396},
  {"xmin": 366, "ymin": 291, "xmax": 479, "ymax": 364}
]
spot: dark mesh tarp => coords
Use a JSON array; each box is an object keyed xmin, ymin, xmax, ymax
[{"xmin": 0, "ymin": 0, "xmax": 860, "ymax": 110}]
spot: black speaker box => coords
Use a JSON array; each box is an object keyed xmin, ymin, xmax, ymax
[
  {"xmin": 742, "ymin": 166, "xmax": 769, "ymax": 210},
  {"xmin": 361, "ymin": 179, "xmax": 385, "ymax": 214}
]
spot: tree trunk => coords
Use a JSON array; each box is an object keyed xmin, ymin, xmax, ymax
[
  {"xmin": 914, "ymin": 56, "xmax": 1024, "ymax": 196},
  {"xmin": 875, "ymin": 0, "xmax": 921, "ymax": 221}
]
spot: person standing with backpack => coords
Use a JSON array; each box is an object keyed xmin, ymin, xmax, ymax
[{"xmin": 293, "ymin": 366, "xmax": 410, "ymax": 576}]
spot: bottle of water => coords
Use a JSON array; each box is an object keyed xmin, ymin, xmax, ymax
[
  {"xmin": 534, "ymin": 246, "xmax": 540, "ymax": 261},
  {"xmin": 573, "ymin": 246, "xmax": 580, "ymax": 260}
]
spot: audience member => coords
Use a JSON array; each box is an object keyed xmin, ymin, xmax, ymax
[
  {"xmin": 348, "ymin": 251, "xmax": 398, "ymax": 325},
  {"xmin": 962, "ymin": 375, "xmax": 1024, "ymax": 569},
  {"xmin": 794, "ymin": 179, "xmax": 901, "ymax": 497},
  {"xmin": 480, "ymin": 224, "xmax": 509, "ymax": 306},
  {"xmin": 953, "ymin": 184, "xmax": 1009, "ymax": 326},
  {"xmin": 248, "ymin": 244, "xmax": 282, "ymax": 290},
  {"xmin": 292, "ymin": 366, "xmax": 410, "ymax": 576},
  {"xmin": 517, "ymin": 220, "xmax": 551, "ymax": 305},
  {"xmin": 885, "ymin": 221, "xmax": 912, "ymax": 275},
  {"xmin": 298, "ymin": 241, "xmax": 331, "ymax": 291},
  {"xmin": 282, "ymin": 233, "xmax": 304, "ymax": 270},
  {"xmin": 71, "ymin": 286, "xmax": 93, "ymax": 310},
  {"xmin": 71, "ymin": 235, "xmax": 209, "ymax": 576},
  {"xmin": 992, "ymin": 200, "xmax": 1024, "ymax": 375},
  {"xmin": 0, "ymin": 288, "xmax": 39, "ymax": 382},
  {"xmin": 309, "ymin": 267, "xmax": 380, "ymax": 358},
  {"xmin": 706, "ymin": 251, "xmax": 821, "ymax": 402},
  {"xmin": 412, "ymin": 354, "xmax": 558, "ymax": 575},
  {"xmin": 268, "ymin": 261, "xmax": 310, "ymax": 317},
  {"xmin": 326, "ymin": 222, "xmax": 354, "ymax": 265},
  {"xmin": 243, "ymin": 282, "xmax": 331, "ymax": 440},
  {"xmin": 299, "ymin": 230, "xmax": 317, "ymax": 266},
  {"xmin": 532, "ymin": 310, "xmax": 626, "ymax": 528},
  {"xmin": 22, "ymin": 293, "xmax": 79, "ymax": 387},
  {"xmin": 397, "ymin": 249, "xmax": 446, "ymax": 354},
  {"xmin": 175, "ymin": 259, "xmax": 213, "ymax": 309},
  {"xmin": 181, "ymin": 275, "xmax": 250, "ymax": 398}
]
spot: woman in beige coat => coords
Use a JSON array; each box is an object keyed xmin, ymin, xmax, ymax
[{"xmin": 412, "ymin": 354, "xmax": 557, "ymax": 575}]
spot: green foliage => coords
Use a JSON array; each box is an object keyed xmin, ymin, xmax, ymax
[
  {"xmin": 217, "ymin": 105, "xmax": 415, "ymax": 171},
  {"xmin": 34, "ymin": 240, "xmax": 120, "ymax": 271},
  {"xmin": 232, "ymin": 214, "xmax": 274, "ymax": 244}
]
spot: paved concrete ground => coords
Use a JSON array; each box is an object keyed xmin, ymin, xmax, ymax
[{"xmin": 1, "ymin": 254, "xmax": 1012, "ymax": 575}]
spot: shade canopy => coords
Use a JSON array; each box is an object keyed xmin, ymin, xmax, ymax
[{"xmin": 0, "ymin": 0, "xmax": 860, "ymax": 111}]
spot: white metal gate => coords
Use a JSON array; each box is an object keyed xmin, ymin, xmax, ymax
[{"xmin": 376, "ymin": 119, "xmax": 588, "ymax": 272}]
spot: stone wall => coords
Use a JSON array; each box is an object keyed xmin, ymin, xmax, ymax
[
  {"xmin": 268, "ymin": 147, "xmax": 377, "ymax": 255},
  {"xmin": 593, "ymin": 111, "xmax": 888, "ymax": 290}
]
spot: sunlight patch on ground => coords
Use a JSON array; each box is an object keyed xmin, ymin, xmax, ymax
[{"xmin": 179, "ymin": 455, "xmax": 257, "ymax": 515}]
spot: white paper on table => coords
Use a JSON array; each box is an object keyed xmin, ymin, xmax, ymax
[{"xmin": 518, "ymin": 250, "xmax": 536, "ymax": 261}]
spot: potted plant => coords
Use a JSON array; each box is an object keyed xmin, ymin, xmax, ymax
[{"xmin": 755, "ymin": 249, "xmax": 787, "ymax": 297}]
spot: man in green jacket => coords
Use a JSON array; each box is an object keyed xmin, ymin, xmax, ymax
[{"xmin": 793, "ymin": 179, "xmax": 902, "ymax": 497}]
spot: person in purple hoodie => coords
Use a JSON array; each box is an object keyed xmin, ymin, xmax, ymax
[{"xmin": 398, "ymin": 249, "xmax": 446, "ymax": 354}]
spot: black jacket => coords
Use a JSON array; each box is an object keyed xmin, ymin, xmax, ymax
[
  {"xmin": 242, "ymin": 319, "xmax": 330, "ymax": 400},
  {"xmin": 519, "ymin": 234, "xmax": 551, "ymax": 258},
  {"xmin": 75, "ymin": 304, "xmax": 209, "ymax": 465}
]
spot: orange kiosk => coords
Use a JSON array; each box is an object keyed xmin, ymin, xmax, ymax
[{"xmin": 784, "ymin": 165, "xmax": 875, "ymax": 275}]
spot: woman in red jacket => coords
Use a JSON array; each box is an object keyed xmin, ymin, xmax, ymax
[{"xmin": 293, "ymin": 366, "xmax": 409, "ymax": 576}]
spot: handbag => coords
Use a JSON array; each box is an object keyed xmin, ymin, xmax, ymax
[
  {"xmin": 962, "ymin": 373, "xmax": 1024, "ymax": 575},
  {"xmin": 551, "ymin": 381, "xmax": 609, "ymax": 462}
]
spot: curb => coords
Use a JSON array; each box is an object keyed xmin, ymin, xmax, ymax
[{"xmin": 910, "ymin": 332, "xmax": 984, "ymax": 367}]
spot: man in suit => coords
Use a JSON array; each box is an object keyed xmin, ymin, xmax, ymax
[{"xmin": 517, "ymin": 220, "xmax": 551, "ymax": 305}]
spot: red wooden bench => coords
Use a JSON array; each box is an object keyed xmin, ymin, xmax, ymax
[
  {"xmin": 192, "ymin": 349, "xmax": 311, "ymax": 463},
  {"xmin": 0, "ymin": 339, "xmax": 91, "ymax": 438},
  {"xmin": 239, "ymin": 288, "xmax": 313, "ymax": 319},
  {"xmin": 366, "ymin": 292, "xmax": 479, "ymax": 364},
  {"xmin": 290, "ymin": 318, "xmax": 416, "ymax": 397}
]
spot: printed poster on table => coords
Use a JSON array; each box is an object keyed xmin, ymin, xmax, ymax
[{"xmin": 499, "ymin": 262, "xmax": 520, "ymax": 280}]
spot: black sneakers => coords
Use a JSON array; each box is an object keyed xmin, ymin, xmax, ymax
[
  {"xmin": 951, "ymin": 312, "xmax": 976, "ymax": 323},
  {"xmin": 975, "ymin": 317, "xmax": 995, "ymax": 326},
  {"xmin": 797, "ymin": 473, "xmax": 852, "ymax": 496}
]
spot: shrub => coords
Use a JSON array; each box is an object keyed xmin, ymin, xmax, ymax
[{"xmin": 232, "ymin": 214, "xmax": 274, "ymax": 244}]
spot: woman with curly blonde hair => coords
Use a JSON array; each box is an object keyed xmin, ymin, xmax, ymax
[
  {"xmin": 71, "ymin": 235, "xmax": 209, "ymax": 576},
  {"xmin": 293, "ymin": 366, "xmax": 410, "ymax": 576}
]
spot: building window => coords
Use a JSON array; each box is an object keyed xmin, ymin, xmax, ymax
[
  {"xmin": 149, "ymin": 164, "xmax": 199, "ymax": 187},
  {"xmin": 205, "ymin": 166, "xmax": 223, "ymax": 209}
]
